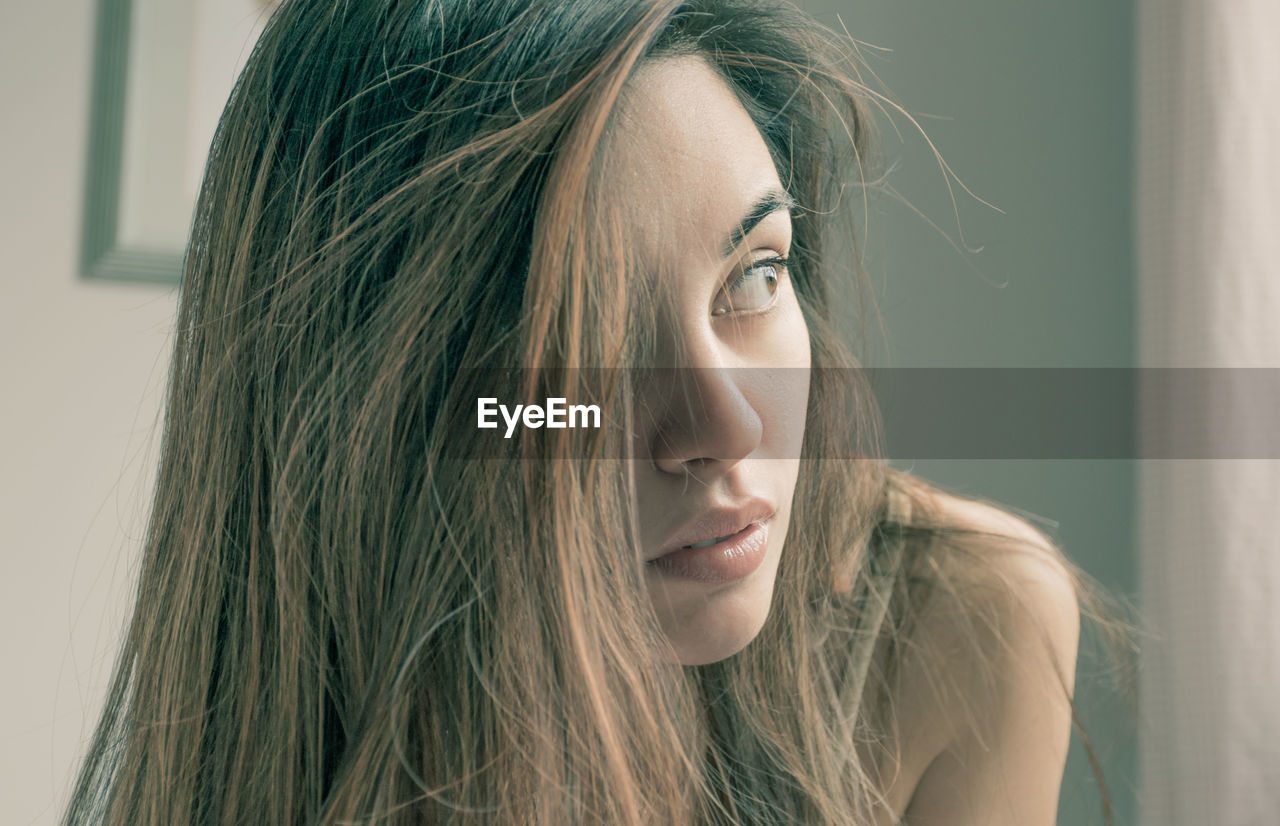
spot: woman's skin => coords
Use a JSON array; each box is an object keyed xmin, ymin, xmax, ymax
[
  {"xmin": 608, "ymin": 56, "xmax": 810, "ymax": 667},
  {"xmin": 610, "ymin": 55, "xmax": 1080, "ymax": 824}
]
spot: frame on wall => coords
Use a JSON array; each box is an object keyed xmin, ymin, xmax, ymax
[{"xmin": 81, "ymin": 0, "xmax": 273, "ymax": 285}]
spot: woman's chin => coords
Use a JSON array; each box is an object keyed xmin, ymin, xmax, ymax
[
  {"xmin": 651, "ymin": 578, "xmax": 776, "ymax": 665},
  {"xmin": 669, "ymin": 625, "xmax": 764, "ymax": 665}
]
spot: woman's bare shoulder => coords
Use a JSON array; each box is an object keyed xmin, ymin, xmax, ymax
[
  {"xmin": 889, "ymin": 477, "xmax": 1080, "ymax": 696},
  {"xmin": 886, "ymin": 471, "xmax": 1075, "ymax": 615},
  {"xmin": 874, "ymin": 477, "xmax": 1081, "ymax": 824},
  {"xmin": 925, "ymin": 487, "xmax": 1079, "ymax": 665}
]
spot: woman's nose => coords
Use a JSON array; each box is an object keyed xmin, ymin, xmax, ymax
[{"xmin": 644, "ymin": 365, "xmax": 764, "ymax": 476}]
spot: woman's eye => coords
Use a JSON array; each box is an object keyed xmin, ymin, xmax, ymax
[{"xmin": 712, "ymin": 256, "xmax": 788, "ymax": 316}]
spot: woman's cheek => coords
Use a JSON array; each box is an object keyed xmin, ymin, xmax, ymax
[
  {"xmin": 773, "ymin": 296, "xmax": 811, "ymax": 454},
  {"xmin": 765, "ymin": 280, "xmax": 811, "ymax": 368},
  {"xmin": 754, "ymin": 367, "xmax": 810, "ymax": 457}
]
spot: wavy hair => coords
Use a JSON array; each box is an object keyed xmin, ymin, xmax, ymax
[{"xmin": 64, "ymin": 1, "xmax": 1125, "ymax": 823}]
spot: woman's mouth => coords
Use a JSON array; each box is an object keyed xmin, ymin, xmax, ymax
[
  {"xmin": 649, "ymin": 521, "xmax": 770, "ymax": 584},
  {"xmin": 684, "ymin": 533, "xmax": 736, "ymax": 550}
]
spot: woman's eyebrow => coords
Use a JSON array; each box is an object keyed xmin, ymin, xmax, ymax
[{"xmin": 720, "ymin": 187, "xmax": 797, "ymax": 258}]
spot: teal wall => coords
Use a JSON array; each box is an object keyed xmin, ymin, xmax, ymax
[{"xmin": 796, "ymin": 1, "xmax": 1138, "ymax": 823}]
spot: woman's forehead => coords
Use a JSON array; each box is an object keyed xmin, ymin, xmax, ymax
[{"xmin": 600, "ymin": 55, "xmax": 790, "ymax": 267}]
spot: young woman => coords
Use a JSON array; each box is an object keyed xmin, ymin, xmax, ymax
[{"xmin": 65, "ymin": 1, "xmax": 1101, "ymax": 823}]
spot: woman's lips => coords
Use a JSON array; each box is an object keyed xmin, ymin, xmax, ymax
[
  {"xmin": 652, "ymin": 499, "xmax": 775, "ymax": 559},
  {"xmin": 647, "ymin": 521, "xmax": 769, "ymax": 584}
]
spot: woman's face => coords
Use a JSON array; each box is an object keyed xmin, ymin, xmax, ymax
[{"xmin": 605, "ymin": 56, "xmax": 811, "ymax": 665}]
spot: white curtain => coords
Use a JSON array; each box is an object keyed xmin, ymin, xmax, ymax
[{"xmin": 1136, "ymin": 1, "xmax": 1280, "ymax": 824}]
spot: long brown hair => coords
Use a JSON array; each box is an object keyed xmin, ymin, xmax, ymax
[{"xmin": 64, "ymin": 1, "xmax": 1123, "ymax": 823}]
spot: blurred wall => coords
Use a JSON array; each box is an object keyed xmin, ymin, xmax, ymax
[
  {"xmin": 0, "ymin": 1, "xmax": 178, "ymax": 822},
  {"xmin": 797, "ymin": 1, "xmax": 1138, "ymax": 824}
]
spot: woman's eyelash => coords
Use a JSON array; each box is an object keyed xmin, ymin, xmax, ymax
[{"xmin": 729, "ymin": 255, "xmax": 790, "ymax": 290}]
